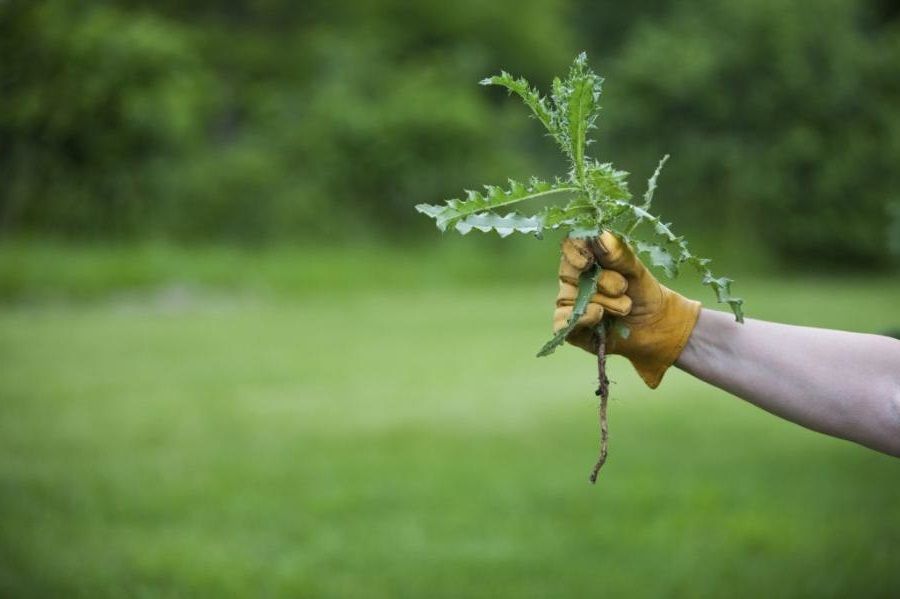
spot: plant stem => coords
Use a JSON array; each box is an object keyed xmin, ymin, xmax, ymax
[{"xmin": 589, "ymin": 322, "xmax": 610, "ymax": 483}]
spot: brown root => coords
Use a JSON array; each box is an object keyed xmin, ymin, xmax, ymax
[{"xmin": 589, "ymin": 324, "xmax": 610, "ymax": 484}]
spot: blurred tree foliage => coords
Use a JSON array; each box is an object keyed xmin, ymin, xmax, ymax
[
  {"xmin": 599, "ymin": 0, "xmax": 900, "ymax": 266},
  {"xmin": 1, "ymin": 0, "xmax": 898, "ymax": 266}
]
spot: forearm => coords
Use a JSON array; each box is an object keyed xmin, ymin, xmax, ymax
[{"xmin": 675, "ymin": 308, "xmax": 900, "ymax": 457}]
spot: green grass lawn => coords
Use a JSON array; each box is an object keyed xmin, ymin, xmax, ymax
[{"xmin": 1, "ymin": 251, "xmax": 899, "ymax": 597}]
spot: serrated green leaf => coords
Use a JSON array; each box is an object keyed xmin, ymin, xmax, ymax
[
  {"xmin": 641, "ymin": 155, "xmax": 669, "ymax": 210},
  {"xmin": 702, "ymin": 274, "xmax": 745, "ymax": 322},
  {"xmin": 480, "ymin": 71, "xmax": 557, "ymax": 141},
  {"xmin": 653, "ymin": 220, "xmax": 679, "ymax": 243},
  {"xmin": 454, "ymin": 212, "xmax": 543, "ymax": 237},
  {"xmin": 538, "ymin": 203, "xmax": 594, "ymax": 229},
  {"xmin": 635, "ymin": 241, "xmax": 678, "ymax": 278},
  {"xmin": 567, "ymin": 77, "xmax": 597, "ymax": 184},
  {"xmin": 614, "ymin": 196, "xmax": 744, "ymax": 322},
  {"xmin": 548, "ymin": 52, "xmax": 604, "ymax": 184},
  {"xmin": 537, "ymin": 263, "xmax": 600, "ymax": 357},
  {"xmin": 415, "ymin": 178, "xmax": 578, "ymax": 232},
  {"xmin": 585, "ymin": 161, "xmax": 631, "ymax": 201}
]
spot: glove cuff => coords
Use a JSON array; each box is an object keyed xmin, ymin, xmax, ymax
[{"xmin": 628, "ymin": 290, "xmax": 701, "ymax": 389}]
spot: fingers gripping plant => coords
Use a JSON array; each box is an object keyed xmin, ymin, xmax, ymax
[{"xmin": 417, "ymin": 53, "xmax": 743, "ymax": 481}]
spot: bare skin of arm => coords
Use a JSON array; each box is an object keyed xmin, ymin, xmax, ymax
[{"xmin": 675, "ymin": 308, "xmax": 900, "ymax": 457}]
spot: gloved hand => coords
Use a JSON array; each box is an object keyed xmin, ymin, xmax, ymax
[{"xmin": 554, "ymin": 232, "xmax": 701, "ymax": 388}]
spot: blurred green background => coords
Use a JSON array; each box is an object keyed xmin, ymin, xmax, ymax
[{"xmin": 1, "ymin": 0, "xmax": 899, "ymax": 597}]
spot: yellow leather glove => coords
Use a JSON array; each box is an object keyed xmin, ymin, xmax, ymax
[{"xmin": 554, "ymin": 232, "xmax": 701, "ymax": 389}]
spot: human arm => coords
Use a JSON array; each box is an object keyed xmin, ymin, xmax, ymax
[
  {"xmin": 555, "ymin": 233, "xmax": 900, "ymax": 457},
  {"xmin": 676, "ymin": 308, "xmax": 900, "ymax": 457}
]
